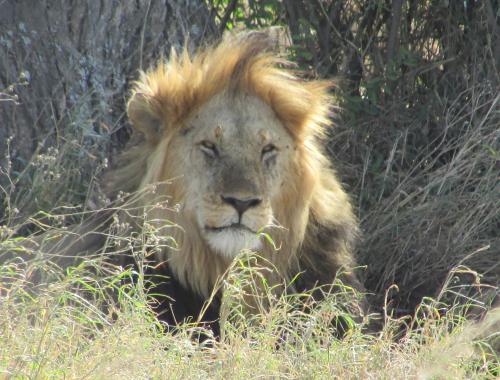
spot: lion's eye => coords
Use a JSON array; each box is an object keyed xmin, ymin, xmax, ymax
[
  {"xmin": 199, "ymin": 140, "xmax": 218, "ymax": 158},
  {"xmin": 261, "ymin": 143, "xmax": 278, "ymax": 161}
]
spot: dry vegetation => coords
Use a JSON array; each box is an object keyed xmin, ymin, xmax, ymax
[
  {"xmin": 0, "ymin": 233, "xmax": 498, "ymax": 378},
  {"xmin": 1, "ymin": 0, "xmax": 499, "ymax": 378}
]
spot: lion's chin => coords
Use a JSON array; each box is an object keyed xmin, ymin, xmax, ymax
[{"xmin": 204, "ymin": 228, "xmax": 262, "ymax": 258}]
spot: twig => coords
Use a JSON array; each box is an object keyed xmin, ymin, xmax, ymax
[
  {"xmin": 218, "ymin": 0, "xmax": 238, "ymax": 34},
  {"xmin": 386, "ymin": 0, "xmax": 403, "ymax": 63}
]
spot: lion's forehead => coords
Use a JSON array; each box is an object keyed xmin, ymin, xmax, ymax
[{"xmin": 187, "ymin": 92, "xmax": 292, "ymax": 145}]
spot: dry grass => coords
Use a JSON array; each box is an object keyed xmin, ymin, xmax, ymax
[
  {"xmin": 0, "ymin": 174, "xmax": 498, "ymax": 379},
  {"xmin": 0, "ymin": 240, "xmax": 498, "ymax": 379},
  {"xmin": 329, "ymin": 81, "xmax": 500, "ymax": 317}
]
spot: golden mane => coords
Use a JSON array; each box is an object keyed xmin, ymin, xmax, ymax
[
  {"xmin": 107, "ymin": 31, "xmax": 359, "ymax": 299},
  {"xmin": 128, "ymin": 32, "xmax": 331, "ymax": 143}
]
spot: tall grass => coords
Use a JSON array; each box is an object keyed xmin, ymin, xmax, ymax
[
  {"xmin": 0, "ymin": 233, "xmax": 498, "ymax": 378},
  {"xmin": 343, "ymin": 84, "xmax": 500, "ymax": 314},
  {"xmin": 0, "ymin": 178, "xmax": 498, "ymax": 379}
]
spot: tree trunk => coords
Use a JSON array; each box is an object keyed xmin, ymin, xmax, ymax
[{"xmin": 0, "ymin": 0, "xmax": 216, "ymax": 217}]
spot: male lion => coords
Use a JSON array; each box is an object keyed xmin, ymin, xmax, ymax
[{"xmin": 100, "ymin": 31, "xmax": 365, "ymax": 335}]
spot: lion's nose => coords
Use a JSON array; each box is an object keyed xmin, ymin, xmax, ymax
[{"xmin": 221, "ymin": 195, "xmax": 262, "ymax": 216}]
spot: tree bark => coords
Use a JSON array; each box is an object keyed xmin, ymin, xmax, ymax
[{"xmin": 0, "ymin": 0, "xmax": 216, "ymax": 215}]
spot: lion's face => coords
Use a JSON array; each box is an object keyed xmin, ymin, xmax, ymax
[{"xmin": 170, "ymin": 92, "xmax": 294, "ymax": 258}]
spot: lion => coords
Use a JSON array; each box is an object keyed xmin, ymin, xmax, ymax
[
  {"xmin": 5, "ymin": 31, "xmax": 364, "ymax": 336},
  {"xmin": 98, "ymin": 31, "xmax": 364, "ymax": 334}
]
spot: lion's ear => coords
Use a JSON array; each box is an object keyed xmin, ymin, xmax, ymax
[{"xmin": 127, "ymin": 92, "xmax": 162, "ymax": 144}]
